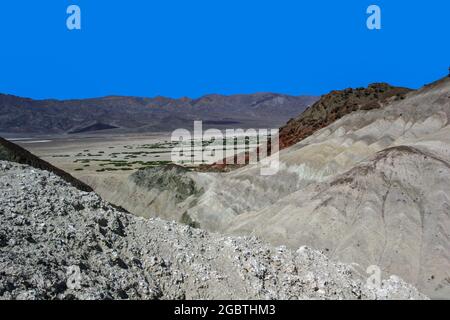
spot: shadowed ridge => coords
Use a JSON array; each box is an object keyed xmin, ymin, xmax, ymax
[{"xmin": 0, "ymin": 136, "xmax": 93, "ymax": 192}]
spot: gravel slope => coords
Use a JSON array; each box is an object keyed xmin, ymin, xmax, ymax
[{"xmin": 0, "ymin": 161, "xmax": 425, "ymax": 300}]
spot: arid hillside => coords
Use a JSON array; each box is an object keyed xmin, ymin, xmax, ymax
[
  {"xmin": 0, "ymin": 161, "xmax": 424, "ymax": 300},
  {"xmin": 278, "ymin": 83, "xmax": 412, "ymax": 149},
  {"xmin": 86, "ymin": 77, "xmax": 450, "ymax": 299}
]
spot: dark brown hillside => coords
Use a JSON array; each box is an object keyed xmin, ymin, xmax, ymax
[
  {"xmin": 202, "ymin": 83, "xmax": 412, "ymax": 172},
  {"xmin": 279, "ymin": 83, "xmax": 412, "ymax": 149}
]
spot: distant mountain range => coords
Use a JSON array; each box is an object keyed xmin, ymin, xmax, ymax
[{"xmin": 0, "ymin": 93, "xmax": 317, "ymax": 135}]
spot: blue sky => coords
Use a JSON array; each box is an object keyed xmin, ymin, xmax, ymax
[{"xmin": 0, "ymin": 0, "xmax": 448, "ymax": 99}]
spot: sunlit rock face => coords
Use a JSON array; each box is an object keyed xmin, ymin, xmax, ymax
[
  {"xmin": 220, "ymin": 77, "xmax": 450, "ymax": 299},
  {"xmin": 0, "ymin": 161, "xmax": 426, "ymax": 300},
  {"xmin": 83, "ymin": 77, "xmax": 449, "ymax": 299}
]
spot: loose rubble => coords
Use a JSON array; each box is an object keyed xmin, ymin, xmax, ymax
[{"xmin": 0, "ymin": 161, "xmax": 426, "ymax": 300}]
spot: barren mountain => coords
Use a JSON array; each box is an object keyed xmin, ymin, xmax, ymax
[
  {"xmin": 0, "ymin": 161, "xmax": 424, "ymax": 300},
  {"xmin": 88, "ymin": 77, "xmax": 450, "ymax": 298},
  {"xmin": 223, "ymin": 77, "xmax": 450, "ymax": 299},
  {"xmin": 278, "ymin": 83, "xmax": 412, "ymax": 149},
  {"xmin": 0, "ymin": 93, "xmax": 316, "ymax": 135},
  {"xmin": 203, "ymin": 83, "xmax": 411, "ymax": 172}
]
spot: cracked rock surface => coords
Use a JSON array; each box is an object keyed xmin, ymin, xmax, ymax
[{"xmin": 0, "ymin": 161, "xmax": 426, "ymax": 300}]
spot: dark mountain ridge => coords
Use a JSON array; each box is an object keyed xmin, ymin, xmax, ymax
[
  {"xmin": 278, "ymin": 83, "xmax": 413, "ymax": 149},
  {"xmin": 0, "ymin": 93, "xmax": 317, "ymax": 135}
]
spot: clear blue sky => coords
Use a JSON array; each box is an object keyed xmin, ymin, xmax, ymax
[{"xmin": 0, "ymin": 0, "xmax": 448, "ymax": 99}]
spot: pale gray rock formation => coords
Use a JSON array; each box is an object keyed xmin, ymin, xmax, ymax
[
  {"xmin": 222, "ymin": 77, "xmax": 450, "ymax": 299},
  {"xmin": 227, "ymin": 146, "xmax": 450, "ymax": 299},
  {"xmin": 86, "ymin": 77, "xmax": 450, "ymax": 299},
  {"xmin": 0, "ymin": 161, "xmax": 425, "ymax": 300}
]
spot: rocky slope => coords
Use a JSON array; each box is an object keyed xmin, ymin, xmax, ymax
[
  {"xmin": 278, "ymin": 83, "xmax": 412, "ymax": 149},
  {"xmin": 202, "ymin": 83, "xmax": 411, "ymax": 172},
  {"xmin": 0, "ymin": 137, "xmax": 93, "ymax": 192},
  {"xmin": 91, "ymin": 77, "xmax": 450, "ymax": 298},
  {"xmin": 222, "ymin": 77, "xmax": 450, "ymax": 299},
  {"xmin": 80, "ymin": 166, "xmax": 203, "ymax": 224},
  {"xmin": 0, "ymin": 161, "xmax": 425, "ymax": 300},
  {"xmin": 0, "ymin": 93, "xmax": 316, "ymax": 135},
  {"xmin": 227, "ymin": 146, "xmax": 450, "ymax": 299}
]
